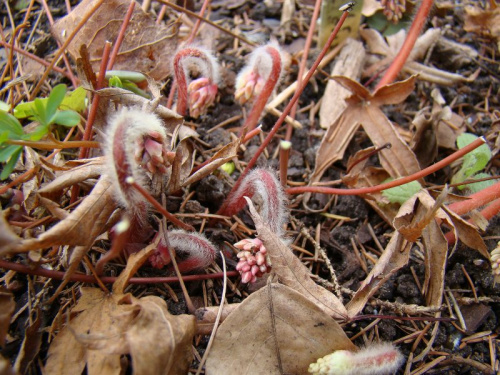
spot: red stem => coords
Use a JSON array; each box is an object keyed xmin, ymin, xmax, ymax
[
  {"xmin": 0, "ymin": 259, "xmax": 238, "ymax": 284},
  {"xmin": 448, "ymin": 181, "xmax": 500, "ymax": 215},
  {"xmin": 240, "ymin": 46, "xmax": 282, "ymax": 134},
  {"xmin": 107, "ymin": 0, "xmax": 135, "ymax": 70},
  {"xmin": 217, "ymin": 10, "xmax": 351, "ymax": 217},
  {"xmin": 376, "ymin": 0, "xmax": 434, "ymax": 89},
  {"xmin": 285, "ymin": 137, "xmax": 486, "ymax": 196},
  {"xmin": 286, "ymin": 0, "xmax": 321, "ymax": 140}
]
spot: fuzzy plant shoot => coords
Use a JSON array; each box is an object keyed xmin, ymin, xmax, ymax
[
  {"xmin": 235, "ymin": 44, "xmax": 283, "ymax": 133},
  {"xmin": 222, "ymin": 168, "xmax": 287, "ymax": 283},
  {"xmin": 308, "ymin": 343, "xmax": 404, "ymax": 375},
  {"xmin": 104, "ymin": 108, "xmax": 172, "ymax": 219},
  {"xmin": 173, "ymin": 46, "xmax": 219, "ymax": 118},
  {"xmin": 149, "ymin": 229, "xmax": 217, "ymax": 272}
]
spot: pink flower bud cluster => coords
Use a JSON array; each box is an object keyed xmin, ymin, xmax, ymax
[
  {"xmin": 380, "ymin": 0, "xmax": 406, "ymax": 23},
  {"xmin": 188, "ymin": 77, "xmax": 218, "ymax": 118},
  {"xmin": 134, "ymin": 129, "xmax": 171, "ymax": 174},
  {"xmin": 235, "ymin": 70, "xmax": 265, "ymax": 105},
  {"xmin": 235, "ymin": 238, "xmax": 271, "ymax": 283}
]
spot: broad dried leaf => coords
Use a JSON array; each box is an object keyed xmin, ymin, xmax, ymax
[
  {"xmin": 310, "ymin": 76, "xmax": 420, "ymax": 196},
  {"xmin": 246, "ymin": 198, "xmax": 347, "ymax": 320},
  {"xmin": 0, "ymin": 289, "xmax": 15, "ymax": 347},
  {"xmin": 12, "ymin": 176, "xmax": 116, "ymax": 253},
  {"xmin": 45, "ymin": 247, "xmax": 196, "ymax": 375},
  {"xmin": 205, "ymin": 283, "xmax": 356, "ymax": 375},
  {"xmin": 346, "ymin": 232, "xmax": 411, "ymax": 317},
  {"xmin": 0, "ymin": 212, "xmax": 21, "ymax": 254},
  {"xmin": 14, "ymin": 311, "xmax": 42, "ymax": 374},
  {"xmin": 464, "ymin": 5, "xmax": 500, "ymax": 41},
  {"xmin": 52, "ymin": 0, "xmax": 178, "ymax": 80},
  {"xmin": 319, "ymin": 38, "xmax": 365, "ymax": 129},
  {"xmin": 182, "ymin": 138, "xmax": 240, "ymax": 186}
]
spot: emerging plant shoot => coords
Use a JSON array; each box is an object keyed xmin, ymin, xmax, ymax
[{"xmin": 173, "ymin": 46, "xmax": 220, "ymax": 118}]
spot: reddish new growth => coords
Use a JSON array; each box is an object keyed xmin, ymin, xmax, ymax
[
  {"xmin": 149, "ymin": 229, "xmax": 217, "ymax": 272},
  {"xmin": 173, "ymin": 46, "xmax": 219, "ymax": 118},
  {"xmin": 105, "ymin": 108, "xmax": 171, "ymax": 218},
  {"xmin": 235, "ymin": 44, "xmax": 283, "ymax": 133},
  {"xmin": 222, "ymin": 169, "xmax": 286, "ymax": 283}
]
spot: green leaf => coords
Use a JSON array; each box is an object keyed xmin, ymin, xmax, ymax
[
  {"xmin": 0, "ymin": 101, "xmax": 10, "ymax": 112},
  {"xmin": 52, "ymin": 110, "xmax": 80, "ymax": 127},
  {"xmin": 27, "ymin": 124, "xmax": 49, "ymax": 141},
  {"xmin": 0, "ymin": 131, "xmax": 8, "ymax": 143},
  {"xmin": 109, "ymin": 76, "xmax": 123, "ymax": 88},
  {"xmin": 61, "ymin": 87, "xmax": 87, "ymax": 112},
  {"xmin": 0, "ymin": 147, "xmax": 22, "ymax": 180},
  {"xmin": 13, "ymin": 101, "xmax": 36, "ymax": 118},
  {"xmin": 0, "ymin": 111, "xmax": 24, "ymax": 137},
  {"xmin": 452, "ymin": 133, "xmax": 492, "ymax": 185},
  {"xmin": 46, "ymin": 84, "xmax": 67, "ymax": 121},
  {"xmin": 0, "ymin": 144, "xmax": 22, "ymax": 163},
  {"xmin": 34, "ymin": 98, "xmax": 48, "ymax": 125},
  {"xmin": 105, "ymin": 70, "xmax": 146, "ymax": 83},
  {"xmin": 461, "ymin": 173, "xmax": 495, "ymax": 193},
  {"xmin": 382, "ymin": 180, "xmax": 422, "ymax": 204}
]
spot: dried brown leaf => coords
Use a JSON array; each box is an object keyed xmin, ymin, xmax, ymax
[
  {"xmin": 46, "ymin": 248, "xmax": 196, "ymax": 375},
  {"xmin": 246, "ymin": 198, "xmax": 347, "ymax": 320},
  {"xmin": 14, "ymin": 311, "xmax": 42, "ymax": 374},
  {"xmin": 346, "ymin": 232, "xmax": 411, "ymax": 317},
  {"xmin": 12, "ymin": 176, "xmax": 116, "ymax": 254},
  {"xmin": 52, "ymin": 0, "xmax": 178, "ymax": 80},
  {"xmin": 464, "ymin": 5, "xmax": 500, "ymax": 41},
  {"xmin": 0, "ymin": 212, "xmax": 21, "ymax": 254},
  {"xmin": 0, "ymin": 289, "xmax": 15, "ymax": 347},
  {"xmin": 205, "ymin": 283, "xmax": 356, "ymax": 375}
]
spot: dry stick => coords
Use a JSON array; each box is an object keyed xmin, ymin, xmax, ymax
[
  {"xmin": 217, "ymin": 10, "xmax": 351, "ymax": 217},
  {"xmin": 185, "ymin": 0, "xmax": 210, "ymax": 45},
  {"xmin": 107, "ymin": 0, "xmax": 135, "ymax": 70},
  {"xmin": 0, "ymin": 259, "xmax": 239, "ymax": 284},
  {"xmin": 0, "ymin": 23, "xmax": 27, "ymax": 102},
  {"xmin": 376, "ymin": 0, "xmax": 434, "ymax": 89},
  {"xmin": 0, "ymin": 41, "xmax": 71, "ymax": 78},
  {"xmin": 29, "ymin": 0, "xmax": 105, "ymax": 100},
  {"xmin": 6, "ymin": 139, "xmax": 99, "ymax": 150},
  {"xmin": 286, "ymin": 0, "xmax": 322, "ymax": 140},
  {"xmin": 126, "ymin": 177, "xmax": 195, "ymax": 231},
  {"xmin": 286, "ymin": 137, "xmax": 486, "ymax": 196},
  {"xmin": 38, "ymin": 0, "xmax": 78, "ymax": 87}
]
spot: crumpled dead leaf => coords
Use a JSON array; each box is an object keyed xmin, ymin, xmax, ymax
[
  {"xmin": 246, "ymin": 198, "xmax": 347, "ymax": 320},
  {"xmin": 205, "ymin": 283, "xmax": 356, "ymax": 375},
  {"xmin": 52, "ymin": 0, "xmax": 178, "ymax": 80},
  {"xmin": 45, "ymin": 244, "xmax": 196, "ymax": 375},
  {"xmin": 309, "ymin": 75, "xmax": 421, "ymax": 207},
  {"xmin": 464, "ymin": 4, "xmax": 500, "ymax": 42},
  {"xmin": 8, "ymin": 175, "xmax": 117, "ymax": 254}
]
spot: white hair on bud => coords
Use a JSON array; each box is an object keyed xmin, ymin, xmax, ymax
[
  {"xmin": 175, "ymin": 45, "xmax": 220, "ymax": 85},
  {"xmin": 168, "ymin": 230, "xmax": 217, "ymax": 270},
  {"xmin": 308, "ymin": 343, "xmax": 404, "ymax": 375},
  {"xmin": 235, "ymin": 43, "xmax": 285, "ymax": 91},
  {"xmin": 104, "ymin": 107, "xmax": 166, "ymax": 210}
]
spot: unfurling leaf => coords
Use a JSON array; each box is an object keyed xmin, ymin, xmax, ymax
[
  {"xmin": 452, "ymin": 133, "xmax": 491, "ymax": 188},
  {"xmin": 382, "ymin": 179, "xmax": 422, "ymax": 204}
]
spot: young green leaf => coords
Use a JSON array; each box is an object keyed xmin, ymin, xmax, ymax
[
  {"xmin": 52, "ymin": 110, "xmax": 80, "ymax": 127},
  {"xmin": 33, "ymin": 98, "xmax": 48, "ymax": 125},
  {"xmin": 382, "ymin": 179, "xmax": 422, "ymax": 204},
  {"xmin": 462, "ymin": 172, "xmax": 495, "ymax": 194},
  {"xmin": 0, "ymin": 146, "xmax": 22, "ymax": 180},
  {"xmin": 0, "ymin": 111, "xmax": 24, "ymax": 138},
  {"xmin": 0, "ymin": 101, "xmax": 10, "ymax": 112},
  {"xmin": 0, "ymin": 145, "xmax": 21, "ymax": 162},
  {"xmin": 61, "ymin": 87, "xmax": 87, "ymax": 112},
  {"xmin": 452, "ymin": 133, "xmax": 491, "ymax": 186},
  {"xmin": 46, "ymin": 84, "xmax": 67, "ymax": 121}
]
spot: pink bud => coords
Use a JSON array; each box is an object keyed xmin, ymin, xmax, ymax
[{"xmin": 241, "ymin": 272, "xmax": 253, "ymax": 284}]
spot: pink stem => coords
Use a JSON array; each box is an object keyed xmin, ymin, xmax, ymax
[
  {"xmin": 448, "ymin": 181, "xmax": 500, "ymax": 215},
  {"xmin": 286, "ymin": 138, "xmax": 486, "ymax": 196},
  {"xmin": 217, "ymin": 10, "xmax": 350, "ymax": 217},
  {"xmin": 240, "ymin": 45, "xmax": 282, "ymax": 134},
  {"xmin": 376, "ymin": 0, "xmax": 434, "ymax": 89}
]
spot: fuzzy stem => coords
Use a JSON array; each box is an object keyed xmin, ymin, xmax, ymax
[
  {"xmin": 239, "ymin": 45, "xmax": 282, "ymax": 134},
  {"xmin": 217, "ymin": 10, "xmax": 350, "ymax": 217},
  {"xmin": 286, "ymin": 137, "xmax": 486, "ymax": 196},
  {"xmin": 173, "ymin": 47, "xmax": 215, "ymax": 116},
  {"xmin": 0, "ymin": 259, "xmax": 238, "ymax": 284},
  {"xmin": 125, "ymin": 178, "xmax": 194, "ymax": 231},
  {"xmin": 107, "ymin": 0, "xmax": 135, "ymax": 70},
  {"xmin": 376, "ymin": 0, "xmax": 434, "ymax": 89}
]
